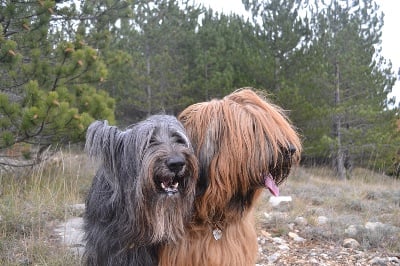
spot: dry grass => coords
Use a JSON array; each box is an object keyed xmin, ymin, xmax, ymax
[
  {"xmin": 0, "ymin": 148, "xmax": 94, "ymax": 265},
  {"xmin": 1, "ymin": 152, "xmax": 399, "ymax": 265},
  {"xmin": 256, "ymin": 166, "xmax": 400, "ymax": 252}
]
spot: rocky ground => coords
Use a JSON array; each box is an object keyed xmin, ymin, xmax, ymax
[
  {"xmin": 255, "ymin": 195, "xmax": 400, "ymax": 266},
  {"xmin": 56, "ymin": 200, "xmax": 400, "ymax": 266},
  {"xmin": 256, "ymin": 229, "xmax": 400, "ymax": 266},
  {"xmin": 54, "ymin": 204, "xmax": 86, "ymax": 258}
]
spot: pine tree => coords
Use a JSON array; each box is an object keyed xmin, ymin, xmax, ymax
[
  {"xmin": 299, "ymin": 0, "xmax": 399, "ymax": 177},
  {"xmin": 242, "ymin": 0, "xmax": 399, "ymax": 176},
  {"xmin": 93, "ymin": 0, "xmax": 202, "ymax": 124},
  {"xmin": 0, "ymin": 1, "xmax": 115, "ymax": 168},
  {"xmin": 243, "ymin": 0, "xmax": 310, "ymax": 92}
]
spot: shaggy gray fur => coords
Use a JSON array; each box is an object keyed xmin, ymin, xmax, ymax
[{"xmin": 83, "ymin": 115, "xmax": 198, "ymax": 266}]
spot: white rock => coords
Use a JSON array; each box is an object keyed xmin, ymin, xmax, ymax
[
  {"xmin": 317, "ymin": 216, "xmax": 328, "ymax": 225},
  {"xmin": 267, "ymin": 252, "xmax": 281, "ymax": 263},
  {"xmin": 369, "ymin": 257, "xmax": 388, "ymax": 265},
  {"xmin": 365, "ymin": 221, "xmax": 385, "ymax": 231},
  {"xmin": 288, "ymin": 232, "xmax": 306, "ymax": 242},
  {"xmin": 263, "ymin": 212, "xmax": 272, "ymax": 221},
  {"xmin": 269, "ymin": 196, "xmax": 292, "ymax": 207},
  {"xmin": 294, "ymin": 216, "xmax": 308, "ymax": 226},
  {"xmin": 278, "ymin": 244, "xmax": 290, "ymax": 251},
  {"xmin": 272, "ymin": 237, "xmax": 286, "ymax": 244},
  {"xmin": 54, "ymin": 217, "xmax": 85, "ymax": 256},
  {"xmin": 388, "ymin": 257, "xmax": 400, "ymax": 264}
]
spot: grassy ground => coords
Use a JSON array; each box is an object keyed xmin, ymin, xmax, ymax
[
  {"xmin": 256, "ymin": 167, "xmax": 400, "ymax": 252},
  {"xmin": 1, "ymin": 151, "xmax": 399, "ymax": 265},
  {"xmin": 0, "ymin": 150, "xmax": 94, "ymax": 265}
]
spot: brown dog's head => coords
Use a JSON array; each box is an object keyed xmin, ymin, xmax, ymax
[{"xmin": 179, "ymin": 88, "xmax": 301, "ymax": 220}]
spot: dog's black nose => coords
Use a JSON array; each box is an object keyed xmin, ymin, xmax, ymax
[{"xmin": 166, "ymin": 155, "xmax": 186, "ymax": 173}]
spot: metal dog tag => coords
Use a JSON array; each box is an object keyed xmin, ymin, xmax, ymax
[{"xmin": 212, "ymin": 228, "xmax": 222, "ymax": 240}]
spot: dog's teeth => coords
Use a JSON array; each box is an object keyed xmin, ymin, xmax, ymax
[
  {"xmin": 172, "ymin": 182, "xmax": 179, "ymax": 189},
  {"xmin": 161, "ymin": 183, "xmax": 166, "ymax": 189}
]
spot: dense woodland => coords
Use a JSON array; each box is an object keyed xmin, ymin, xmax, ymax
[{"xmin": 1, "ymin": 0, "xmax": 399, "ymax": 178}]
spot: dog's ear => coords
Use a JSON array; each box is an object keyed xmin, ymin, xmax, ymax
[
  {"xmin": 85, "ymin": 120, "xmax": 123, "ymax": 174},
  {"xmin": 195, "ymin": 140, "xmax": 214, "ymax": 197}
]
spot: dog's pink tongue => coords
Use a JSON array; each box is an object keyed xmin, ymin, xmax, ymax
[{"xmin": 264, "ymin": 174, "xmax": 279, "ymax": 196}]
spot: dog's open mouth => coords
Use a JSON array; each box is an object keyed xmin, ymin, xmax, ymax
[
  {"xmin": 263, "ymin": 144, "xmax": 297, "ymax": 197},
  {"xmin": 264, "ymin": 173, "xmax": 279, "ymax": 196},
  {"xmin": 160, "ymin": 181, "xmax": 179, "ymax": 196}
]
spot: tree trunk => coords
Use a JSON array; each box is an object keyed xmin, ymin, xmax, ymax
[
  {"xmin": 145, "ymin": 42, "xmax": 152, "ymax": 116},
  {"xmin": 334, "ymin": 60, "xmax": 346, "ymax": 179},
  {"xmin": 274, "ymin": 56, "xmax": 281, "ymax": 91}
]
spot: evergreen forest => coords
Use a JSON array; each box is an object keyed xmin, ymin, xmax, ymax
[{"xmin": 1, "ymin": 0, "xmax": 399, "ymax": 178}]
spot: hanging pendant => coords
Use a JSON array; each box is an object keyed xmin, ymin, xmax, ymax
[{"xmin": 212, "ymin": 228, "xmax": 222, "ymax": 240}]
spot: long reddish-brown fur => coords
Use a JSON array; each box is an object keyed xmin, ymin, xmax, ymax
[{"xmin": 159, "ymin": 88, "xmax": 301, "ymax": 266}]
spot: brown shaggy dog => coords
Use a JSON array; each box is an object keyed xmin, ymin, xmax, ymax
[{"xmin": 159, "ymin": 88, "xmax": 301, "ymax": 266}]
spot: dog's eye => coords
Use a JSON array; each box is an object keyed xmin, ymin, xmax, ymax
[
  {"xmin": 149, "ymin": 135, "xmax": 158, "ymax": 145},
  {"xmin": 172, "ymin": 133, "xmax": 187, "ymax": 145},
  {"xmin": 176, "ymin": 137, "xmax": 187, "ymax": 145}
]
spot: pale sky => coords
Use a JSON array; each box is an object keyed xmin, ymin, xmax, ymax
[{"xmin": 195, "ymin": 0, "xmax": 400, "ymax": 106}]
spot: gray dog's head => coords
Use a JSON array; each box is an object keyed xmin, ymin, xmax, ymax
[
  {"xmin": 85, "ymin": 115, "xmax": 198, "ymax": 198},
  {"xmin": 84, "ymin": 115, "xmax": 198, "ymax": 244}
]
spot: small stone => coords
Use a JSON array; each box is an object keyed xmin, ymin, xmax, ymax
[
  {"xmin": 267, "ymin": 252, "xmax": 281, "ymax": 263},
  {"xmin": 369, "ymin": 257, "xmax": 388, "ymax": 266},
  {"xmin": 272, "ymin": 237, "xmax": 286, "ymax": 244},
  {"xmin": 343, "ymin": 238, "xmax": 360, "ymax": 249},
  {"xmin": 388, "ymin": 257, "xmax": 400, "ymax": 264},
  {"xmin": 269, "ymin": 196, "xmax": 292, "ymax": 207},
  {"xmin": 294, "ymin": 216, "xmax": 308, "ymax": 226},
  {"xmin": 321, "ymin": 253, "xmax": 329, "ymax": 259},
  {"xmin": 263, "ymin": 212, "xmax": 273, "ymax": 222},
  {"xmin": 278, "ymin": 244, "xmax": 290, "ymax": 251},
  {"xmin": 317, "ymin": 216, "xmax": 328, "ymax": 225},
  {"xmin": 260, "ymin": 230, "xmax": 272, "ymax": 238},
  {"xmin": 288, "ymin": 232, "xmax": 306, "ymax": 242},
  {"xmin": 54, "ymin": 217, "xmax": 85, "ymax": 256}
]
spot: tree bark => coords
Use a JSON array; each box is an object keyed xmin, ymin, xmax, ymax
[
  {"xmin": 334, "ymin": 60, "xmax": 346, "ymax": 179},
  {"xmin": 145, "ymin": 42, "xmax": 152, "ymax": 116}
]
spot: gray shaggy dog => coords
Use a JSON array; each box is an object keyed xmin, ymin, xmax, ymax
[{"xmin": 83, "ymin": 115, "xmax": 198, "ymax": 266}]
